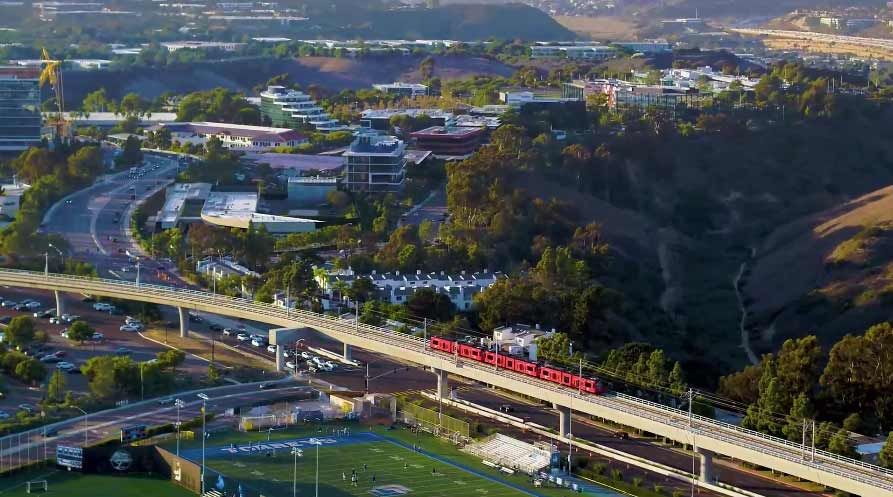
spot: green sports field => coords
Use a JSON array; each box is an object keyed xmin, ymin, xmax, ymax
[{"xmin": 185, "ymin": 425, "xmax": 603, "ymax": 497}]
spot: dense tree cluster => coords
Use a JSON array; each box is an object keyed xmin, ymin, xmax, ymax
[{"xmin": 176, "ymin": 88, "xmax": 260, "ymax": 124}]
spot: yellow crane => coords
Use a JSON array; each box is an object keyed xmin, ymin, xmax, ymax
[{"xmin": 39, "ymin": 47, "xmax": 69, "ymax": 139}]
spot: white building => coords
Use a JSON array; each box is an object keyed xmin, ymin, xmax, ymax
[
  {"xmin": 160, "ymin": 122, "xmax": 308, "ymax": 152},
  {"xmin": 315, "ymin": 267, "xmax": 502, "ymax": 310},
  {"xmin": 492, "ymin": 324, "xmax": 555, "ymax": 361},
  {"xmin": 200, "ymin": 191, "xmax": 318, "ymax": 234},
  {"xmin": 530, "ymin": 44, "xmax": 616, "ymax": 61},
  {"xmin": 196, "ymin": 256, "xmax": 260, "ymax": 280},
  {"xmin": 0, "ymin": 180, "xmax": 29, "ymax": 220},
  {"xmin": 157, "ymin": 182, "xmax": 213, "ymax": 229},
  {"xmin": 161, "ymin": 41, "xmax": 247, "ymax": 52},
  {"xmin": 373, "ymin": 82, "xmax": 429, "ymax": 97}
]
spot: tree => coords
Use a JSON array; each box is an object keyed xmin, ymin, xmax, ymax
[
  {"xmin": 827, "ymin": 428, "xmax": 855, "ymax": 457},
  {"xmin": 6, "ymin": 316, "xmax": 35, "ymax": 347},
  {"xmin": 669, "ymin": 361, "xmax": 686, "ymax": 395},
  {"xmin": 156, "ymin": 349, "xmax": 186, "ymax": 372},
  {"xmin": 15, "ymin": 358, "xmax": 45, "ymax": 385},
  {"xmin": 82, "ymin": 88, "xmax": 114, "ymax": 113},
  {"xmin": 66, "ymin": 145, "xmax": 103, "ymax": 181},
  {"xmin": 419, "ymin": 56, "xmax": 436, "ymax": 81},
  {"xmin": 47, "ymin": 370, "xmax": 67, "ymax": 404},
  {"xmin": 67, "ymin": 320, "xmax": 95, "ymax": 343},
  {"xmin": 646, "ymin": 349, "xmax": 668, "ymax": 388},
  {"xmin": 118, "ymin": 135, "xmax": 143, "ymax": 166},
  {"xmin": 880, "ymin": 432, "xmax": 893, "ymax": 469},
  {"xmin": 536, "ymin": 332, "xmax": 577, "ymax": 363},
  {"xmin": 782, "ymin": 393, "xmax": 813, "ymax": 442},
  {"xmin": 119, "ymin": 93, "xmax": 147, "ymax": 117},
  {"xmin": 406, "ymin": 288, "xmax": 454, "ymax": 322}
]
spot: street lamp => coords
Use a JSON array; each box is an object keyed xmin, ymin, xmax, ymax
[
  {"xmin": 197, "ymin": 393, "xmax": 210, "ymax": 495},
  {"xmin": 48, "ymin": 243, "xmax": 64, "ymax": 270},
  {"xmin": 135, "ymin": 257, "xmax": 141, "ymax": 287},
  {"xmin": 174, "ymin": 398, "xmax": 185, "ymax": 457},
  {"xmin": 73, "ymin": 407, "xmax": 88, "ymax": 446}
]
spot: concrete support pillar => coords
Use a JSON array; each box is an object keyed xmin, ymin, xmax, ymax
[
  {"xmin": 178, "ymin": 307, "xmax": 189, "ymax": 338},
  {"xmin": 343, "ymin": 343, "xmax": 352, "ymax": 362},
  {"xmin": 698, "ymin": 448, "xmax": 714, "ymax": 483},
  {"xmin": 554, "ymin": 403, "xmax": 571, "ymax": 437},
  {"xmin": 54, "ymin": 291, "xmax": 64, "ymax": 317},
  {"xmin": 435, "ymin": 368, "xmax": 449, "ymax": 400},
  {"xmin": 275, "ymin": 344, "xmax": 283, "ymax": 371}
]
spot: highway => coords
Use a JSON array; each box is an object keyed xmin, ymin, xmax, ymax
[
  {"xmin": 0, "ymin": 269, "xmax": 887, "ymax": 496},
  {"xmin": 42, "ymin": 153, "xmax": 180, "ymax": 285}
]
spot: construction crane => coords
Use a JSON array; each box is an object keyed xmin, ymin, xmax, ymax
[{"xmin": 39, "ymin": 47, "xmax": 69, "ymax": 140}]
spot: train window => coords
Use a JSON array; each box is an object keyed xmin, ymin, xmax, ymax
[
  {"xmin": 570, "ymin": 376, "xmax": 580, "ymax": 389},
  {"xmin": 484, "ymin": 351, "xmax": 496, "ymax": 365},
  {"xmin": 496, "ymin": 354, "xmax": 507, "ymax": 368},
  {"xmin": 539, "ymin": 367, "xmax": 553, "ymax": 381},
  {"xmin": 524, "ymin": 363, "xmax": 538, "ymax": 377},
  {"xmin": 561, "ymin": 372, "xmax": 573, "ymax": 386},
  {"xmin": 469, "ymin": 347, "xmax": 482, "ymax": 361}
]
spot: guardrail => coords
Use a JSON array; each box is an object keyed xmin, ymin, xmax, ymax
[{"xmin": 2, "ymin": 269, "xmax": 892, "ymax": 493}]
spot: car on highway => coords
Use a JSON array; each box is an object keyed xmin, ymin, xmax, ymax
[
  {"xmin": 93, "ymin": 302, "xmax": 114, "ymax": 312},
  {"xmin": 157, "ymin": 398, "xmax": 175, "ymax": 406},
  {"xmin": 114, "ymin": 347, "xmax": 132, "ymax": 356},
  {"xmin": 60, "ymin": 328, "xmax": 69, "ymax": 338},
  {"xmin": 499, "ymin": 404, "xmax": 515, "ymax": 413},
  {"xmin": 251, "ymin": 338, "xmax": 265, "ymax": 348},
  {"xmin": 91, "ymin": 332, "xmax": 104, "ymax": 341},
  {"xmin": 266, "ymin": 344, "xmax": 277, "ymax": 354},
  {"xmin": 0, "ymin": 411, "xmax": 9, "ymax": 420},
  {"xmin": 25, "ymin": 301, "xmax": 40, "ymax": 310},
  {"xmin": 222, "ymin": 328, "xmax": 235, "ymax": 336},
  {"xmin": 124, "ymin": 316, "xmax": 141, "ymax": 326},
  {"xmin": 56, "ymin": 361, "xmax": 75, "ymax": 372},
  {"xmin": 236, "ymin": 333, "xmax": 250, "ymax": 342},
  {"xmin": 17, "ymin": 404, "xmax": 34, "ymax": 414},
  {"xmin": 120, "ymin": 323, "xmax": 143, "ymax": 332},
  {"xmin": 188, "ymin": 313, "xmax": 203, "ymax": 323},
  {"xmin": 1, "ymin": 300, "xmax": 17, "ymax": 308},
  {"xmin": 40, "ymin": 354, "xmax": 61, "ymax": 363},
  {"xmin": 33, "ymin": 309, "xmax": 54, "ymax": 318}
]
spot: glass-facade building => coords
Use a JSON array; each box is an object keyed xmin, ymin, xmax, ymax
[
  {"xmin": 343, "ymin": 134, "xmax": 406, "ymax": 193},
  {"xmin": 0, "ymin": 67, "xmax": 41, "ymax": 152},
  {"xmin": 259, "ymin": 85, "xmax": 347, "ymax": 133}
]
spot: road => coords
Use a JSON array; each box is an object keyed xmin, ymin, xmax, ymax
[
  {"xmin": 42, "ymin": 154, "xmax": 180, "ymax": 286},
  {"xmin": 0, "ymin": 380, "xmax": 313, "ymax": 472}
]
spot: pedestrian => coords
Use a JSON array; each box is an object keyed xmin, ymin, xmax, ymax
[
  {"xmin": 432, "ymin": 467, "xmax": 436, "ymax": 475},
  {"xmin": 404, "ymin": 462, "xmax": 408, "ymax": 470},
  {"xmin": 342, "ymin": 472, "xmax": 346, "ymax": 481},
  {"xmin": 363, "ymin": 463, "xmax": 367, "ymax": 472},
  {"xmin": 372, "ymin": 474, "xmax": 376, "ymax": 484}
]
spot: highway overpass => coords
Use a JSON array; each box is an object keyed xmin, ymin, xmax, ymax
[{"xmin": 1, "ymin": 268, "xmax": 891, "ymax": 497}]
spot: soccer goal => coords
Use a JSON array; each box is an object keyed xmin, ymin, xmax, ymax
[
  {"xmin": 239, "ymin": 414, "xmax": 294, "ymax": 432},
  {"xmin": 25, "ymin": 480, "xmax": 47, "ymax": 494}
]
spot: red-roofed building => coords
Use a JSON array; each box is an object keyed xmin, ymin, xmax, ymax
[
  {"xmin": 160, "ymin": 122, "xmax": 308, "ymax": 152},
  {"xmin": 409, "ymin": 126, "xmax": 485, "ymax": 159}
]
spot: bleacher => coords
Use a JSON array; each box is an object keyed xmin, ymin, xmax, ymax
[{"xmin": 462, "ymin": 434, "xmax": 551, "ymax": 475}]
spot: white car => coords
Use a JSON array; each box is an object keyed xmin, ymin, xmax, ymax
[
  {"xmin": 91, "ymin": 332, "xmax": 104, "ymax": 341},
  {"xmin": 300, "ymin": 351, "xmax": 312, "ymax": 360},
  {"xmin": 236, "ymin": 333, "xmax": 250, "ymax": 342},
  {"xmin": 285, "ymin": 361, "xmax": 297, "ymax": 370},
  {"xmin": 319, "ymin": 362, "xmax": 334, "ymax": 372},
  {"xmin": 222, "ymin": 328, "xmax": 235, "ymax": 336},
  {"xmin": 56, "ymin": 362, "xmax": 75, "ymax": 371},
  {"xmin": 266, "ymin": 344, "xmax": 277, "ymax": 354},
  {"xmin": 62, "ymin": 314, "xmax": 80, "ymax": 323},
  {"xmin": 311, "ymin": 356, "xmax": 325, "ymax": 367},
  {"xmin": 251, "ymin": 338, "xmax": 264, "ymax": 348},
  {"xmin": 49, "ymin": 316, "xmax": 62, "ymax": 325},
  {"xmin": 119, "ymin": 323, "xmax": 143, "ymax": 332},
  {"xmin": 25, "ymin": 301, "xmax": 41, "ymax": 310},
  {"xmin": 124, "ymin": 316, "xmax": 141, "ymax": 326},
  {"xmin": 93, "ymin": 302, "xmax": 113, "ymax": 312}
]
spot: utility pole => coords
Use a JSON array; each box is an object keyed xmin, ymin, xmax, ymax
[
  {"xmin": 811, "ymin": 419, "xmax": 816, "ymax": 462},
  {"xmin": 423, "ymin": 317, "xmax": 427, "ymax": 348},
  {"xmin": 688, "ymin": 388, "xmax": 694, "ymax": 428},
  {"xmin": 364, "ymin": 362, "xmax": 369, "ymax": 394}
]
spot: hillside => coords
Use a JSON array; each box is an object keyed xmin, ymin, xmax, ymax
[
  {"xmin": 621, "ymin": 0, "xmax": 884, "ymax": 19},
  {"xmin": 743, "ymin": 186, "xmax": 893, "ymax": 352},
  {"xmin": 61, "ymin": 55, "xmax": 517, "ymax": 106}
]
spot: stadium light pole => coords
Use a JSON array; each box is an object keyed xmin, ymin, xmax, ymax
[
  {"xmin": 175, "ymin": 398, "xmax": 185, "ymax": 457},
  {"xmin": 310, "ymin": 438, "xmax": 320, "ymax": 497},
  {"xmin": 291, "ymin": 447, "xmax": 302, "ymax": 497},
  {"xmin": 198, "ymin": 393, "xmax": 210, "ymax": 495}
]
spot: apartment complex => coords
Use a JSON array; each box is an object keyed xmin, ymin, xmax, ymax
[
  {"xmin": 0, "ymin": 67, "xmax": 41, "ymax": 152},
  {"xmin": 259, "ymin": 85, "xmax": 347, "ymax": 133},
  {"xmin": 161, "ymin": 122, "xmax": 307, "ymax": 151},
  {"xmin": 342, "ymin": 134, "xmax": 407, "ymax": 193}
]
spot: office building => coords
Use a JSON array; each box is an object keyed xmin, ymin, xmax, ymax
[
  {"xmin": 343, "ymin": 134, "xmax": 406, "ymax": 193},
  {"xmin": 0, "ymin": 66, "xmax": 40, "ymax": 152},
  {"xmin": 160, "ymin": 122, "xmax": 307, "ymax": 152},
  {"xmin": 373, "ymin": 82, "xmax": 429, "ymax": 97},
  {"xmin": 201, "ymin": 191, "xmax": 318, "ymax": 234},
  {"xmin": 410, "ymin": 126, "xmax": 485, "ymax": 159},
  {"xmin": 259, "ymin": 85, "xmax": 347, "ymax": 133}
]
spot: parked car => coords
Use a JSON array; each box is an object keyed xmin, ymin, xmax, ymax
[
  {"xmin": 93, "ymin": 302, "xmax": 114, "ymax": 312},
  {"xmin": 125, "ymin": 316, "xmax": 141, "ymax": 325},
  {"xmin": 319, "ymin": 362, "xmax": 334, "ymax": 372},
  {"xmin": 251, "ymin": 338, "xmax": 265, "ymax": 348},
  {"xmin": 40, "ymin": 355, "xmax": 61, "ymax": 363},
  {"xmin": 24, "ymin": 301, "xmax": 40, "ymax": 310},
  {"xmin": 120, "ymin": 323, "xmax": 143, "ymax": 332},
  {"xmin": 222, "ymin": 328, "xmax": 235, "ymax": 336},
  {"xmin": 49, "ymin": 316, "xmax": 62, "ymax": 325},
  {"xmin": 236, "ymin": 333, "xmax": 250, "ymax": 342},
  {"xmin": 1, "ymin": 300, "xmax": 17, "ymax": 308},
  {"xmin": 34, "ymin": 309, "xmax": 55, "ymax": 319},
  {"xmin": 311, "ymin": 356, "xmax": 325, "ymax": 367},
  {"xmin": 266, "ymin": 344, "xmax": 277, "ymax": 354},
  {"xmin": 499, "ymin": 404, "xmax": 515, "ymax": 413},
  {"xmin": 300, "ymin": 351, "xmax": 312, "ymax": 360},
  {"xmin": 285, "ymin": 361, "xmax": 297, "ymax": 370},
  {"xmin": 13, "ymin": 303, "xmax": 28, "ymax": 311},
  {"xmin": 60, "ymin": 329, "xmax": 69, "ymax": 339}
]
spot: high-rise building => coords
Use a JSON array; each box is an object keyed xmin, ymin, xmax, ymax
[
  {"xmin": 343, "ymin": 134, "xmax": 406, "ymax": 193},
  {"xmin": 0, "ymin": 67, "xmax": 41, "ymax": 152},
  {"xmin": 259, "ymin": 85, "xmax": 347, "ymax": 133}
]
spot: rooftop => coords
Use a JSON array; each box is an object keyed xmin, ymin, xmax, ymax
[
  {"xmin": 159, "ymin": 183, "xmax": 213, "ymax": 225},
  {"xmin": 411, "ymin": 126, "xmax": 485, "ymax": 139},
  {"xmin": 345, "ymin": 135, "xmax": 406, "ymax": 157},
  {"xmin": 242, "ymin": 152, "xmax": 344, "ymax": 171},
  {"xmin": 162, "ymin": 122, "xmax": 305, "ymax": 142}
]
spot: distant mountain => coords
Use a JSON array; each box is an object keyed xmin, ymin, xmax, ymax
[
  {"xmin": 624, "ymin": 0, "xmax": 884, "ymax": 19},
  {"xmin": 300, "ymin": 1, "xmax": 576, "ymax": 40}
]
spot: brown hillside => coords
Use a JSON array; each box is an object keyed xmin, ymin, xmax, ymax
[{"xmin": 743, "ymin": 185, "xmax": 893, "ymax": 349}]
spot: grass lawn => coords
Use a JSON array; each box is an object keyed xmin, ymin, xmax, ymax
[
  {"xmin": 177, "ymin": 424, "xmax": 616, "ymax": 497},
  {"xmin": 0, "ymin": 470, "xmax": 194, "ymax": 497}
]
